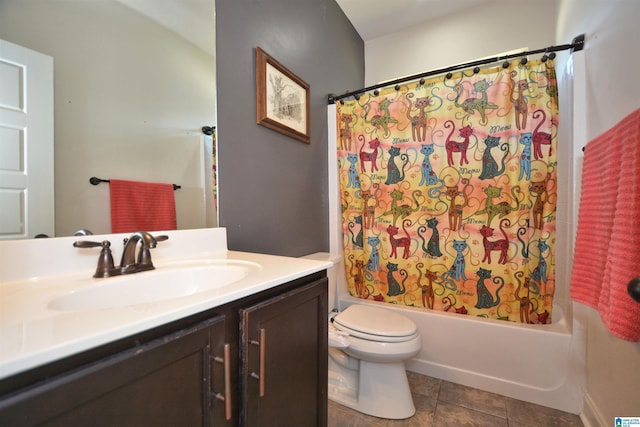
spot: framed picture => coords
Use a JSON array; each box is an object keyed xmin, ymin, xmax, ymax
[{"xmin": 256, "ymin": 47, "xmax": 310, "ymax": 144}]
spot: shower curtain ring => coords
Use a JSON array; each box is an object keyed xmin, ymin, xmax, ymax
[{"xmin": 541, "ymin": 48, "xmax": 549, "ymax": 62}]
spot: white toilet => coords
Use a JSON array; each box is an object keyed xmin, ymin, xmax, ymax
[{"xmin": 302, "ymin": 253, "xmax": 422, "ymax": 420}]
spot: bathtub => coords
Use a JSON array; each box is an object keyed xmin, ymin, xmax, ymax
[{"xmin": 335, "ymin": 266, "xmax": 585, "ymax": 414}]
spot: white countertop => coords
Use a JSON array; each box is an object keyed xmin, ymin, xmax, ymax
[{"xmin": 0, "ymin": 228, "xmax": 331, "ymax": 380}]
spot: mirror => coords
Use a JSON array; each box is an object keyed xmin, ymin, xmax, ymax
[{"xmin": 0, "ymin": 0, "xmax": 217, "ymax": 238}]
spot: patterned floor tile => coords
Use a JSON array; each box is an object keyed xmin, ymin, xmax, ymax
[
  {"xmin": 407, "ymin": 371, "xmax": 441, "ymax": 398},
  {"xmin": 433, "ymin": 400, "xmax": 509, "ymax": 427},
  {"xmin": 384, "ymin": 392, "xmax": 438, "ymax": 427},
  {"xmin": 327, "ymin": 372, "xmax": 584, "ymax": 427},
  {"xmin": 437, "ymin": 380, "xmax": 507, "ymax": 419},
  {"xmin": 506, "ymin": 397, "xmax": 584, "ymax": 427}
]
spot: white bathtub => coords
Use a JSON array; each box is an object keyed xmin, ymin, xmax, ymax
[{"xmin": 335, "ymin": 269, "xmax": 585, "ymax": 414}]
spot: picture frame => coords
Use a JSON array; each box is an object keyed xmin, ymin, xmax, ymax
[{"xmin": 256, "ymin": 47, "xmax": 310, "ymax": 144}]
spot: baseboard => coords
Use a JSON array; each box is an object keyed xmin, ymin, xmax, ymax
[{"xmin": 580, "ymin": 393, "xmax": 607, "ymax": 427}]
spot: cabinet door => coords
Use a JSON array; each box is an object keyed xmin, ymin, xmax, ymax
[
  {"xmin": 240, "ymin": 278, "xmax": 328, "ymax": 427},
  {"xmin": 0, "ymin": 315, "xmax": 226, "ymax": 427}
]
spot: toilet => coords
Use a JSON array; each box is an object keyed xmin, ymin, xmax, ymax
[{"xmin": 301, "ymin": 252, "xmax": 422, "ymax": 420}]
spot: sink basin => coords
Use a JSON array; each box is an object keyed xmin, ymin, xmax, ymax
[{"xmin": 48, "ymin": 259, "xmax": 261, "ymax": 311}]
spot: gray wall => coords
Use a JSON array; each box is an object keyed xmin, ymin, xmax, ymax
[{"xmin": 216, "ymin": 0, "xmax": 364, "ymax": 256}]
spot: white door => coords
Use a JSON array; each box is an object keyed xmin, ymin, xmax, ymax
[{"xmin": 0, "ymin": 38, "xmax": 54, "ymax": 239}]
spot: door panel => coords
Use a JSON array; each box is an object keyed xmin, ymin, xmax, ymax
[{"xmin": 0, "ymin": 38, "xmax": 54, "ymax": 239}]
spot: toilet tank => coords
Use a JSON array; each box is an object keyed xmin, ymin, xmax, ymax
[{"xmin": 300, "ymin": 252, "xmax": 342, "ymax": 312}]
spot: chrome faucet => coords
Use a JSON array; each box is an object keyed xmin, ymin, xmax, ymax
[{"xmin": 120, "ymin": 231, "xmax": 168, "ymax": 274}]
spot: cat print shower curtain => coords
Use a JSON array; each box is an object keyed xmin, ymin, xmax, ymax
[{"xmin": 336, "ymin": 59, "xmax": 558, "ymax": 323}]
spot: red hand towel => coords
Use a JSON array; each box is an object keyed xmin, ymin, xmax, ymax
[
  {"xmin": 109, "ymin": 179, "xmax": 177, "ymax": 234},
  {"xmin": 570, "ymin": 108, "xmax": 640, "ymax": 342}
]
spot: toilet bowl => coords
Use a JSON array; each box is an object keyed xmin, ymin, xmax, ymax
[
  {"xmin": 300, "ymin": 252, "xmax": 422, "ymax": 420},
  {"xmin": 329, "ymin": 304, "xmax": 421, "ymax": 419}
]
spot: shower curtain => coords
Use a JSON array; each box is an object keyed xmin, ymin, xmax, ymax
[{"xmin": 336, "ymin": 59, "xmax": 558, "ymax": 323}]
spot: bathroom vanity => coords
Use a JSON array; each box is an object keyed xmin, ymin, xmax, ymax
[{"xmin": 0, "ymin": 228, "xmax": 330, "ymax": 426}]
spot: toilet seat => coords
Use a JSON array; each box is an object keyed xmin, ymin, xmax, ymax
[{"xmin": 333, "ymin": 304, "xmax": 418, "ymax": 343}]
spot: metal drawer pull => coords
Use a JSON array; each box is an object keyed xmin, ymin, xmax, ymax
[
  {"xmin": 249, "ymin": 328, "xmax": 266, "ymax": 397},
  {"xmin": 213, "ymin": 344, "xmax": 232, "ymax": 420}
]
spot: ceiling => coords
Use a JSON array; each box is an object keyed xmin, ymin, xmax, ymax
[
  {"xmin": 116, "ymin": 0, "xmax": 495, "ymax": 55},
  {"xmin": 116, "ymin": 0, "xmax": 216, "ymax": 55},
  {"xmin": 335, "ymin": 0, "xmax": 495, "ymax": 41}
]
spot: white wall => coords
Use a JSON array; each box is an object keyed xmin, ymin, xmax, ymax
[
  {"xmin": 556, "ymin": 1, "xmax": 640, "ymax": 425},
  {"xmin": 0, "ymin": 0, "xmax": 216, "ymax": 236},
  {"xmin": 364, "ymin": 0, "xmax": 559, "ymax": 86}
]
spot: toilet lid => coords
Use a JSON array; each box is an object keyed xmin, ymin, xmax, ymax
[{"xmin": 333, "ymin": 305, "xmax": 417, "ymax": 341}]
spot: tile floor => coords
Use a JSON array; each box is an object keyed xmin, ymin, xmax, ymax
[{"xmin": 328, "ymin": 371, "xmax": 584, "ymax": 427}]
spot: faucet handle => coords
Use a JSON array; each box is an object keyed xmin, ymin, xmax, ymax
[
  {"xmin": 74, "ymin": 240, "xmax": 120, "ymax": 278},
  {"xmin": 136, "ymin": 234, "xmax": 169, "ymax": 272},
  {"xmin": 73, "ymin": 240, "xmax": 102, "ymax": 249}
]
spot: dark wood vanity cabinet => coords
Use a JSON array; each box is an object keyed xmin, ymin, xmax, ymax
[
  {"xmin": 241, "ymin": 278, "xmax": 328, "ymax": 426},
  {"xmin": 0, "ymin": 272, "xmax": 327, "ymax": 427},
  {"xmin": 0, "ymin": 315, "xmax": 228, "ymax": 426}
]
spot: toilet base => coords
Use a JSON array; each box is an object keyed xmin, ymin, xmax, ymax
[{"xmin": 328, "ymin": 357, "xmax": 416, "ymax": 420}]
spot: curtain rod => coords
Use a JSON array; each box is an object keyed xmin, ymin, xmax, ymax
[{"xmin": 327, "ymin": 34, "xmax": 585, "ymax": 104}]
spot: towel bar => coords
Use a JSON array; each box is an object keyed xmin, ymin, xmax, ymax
[{"xmin": 89, "ymin": 176, "xmax": 180, "ymax": 191}]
